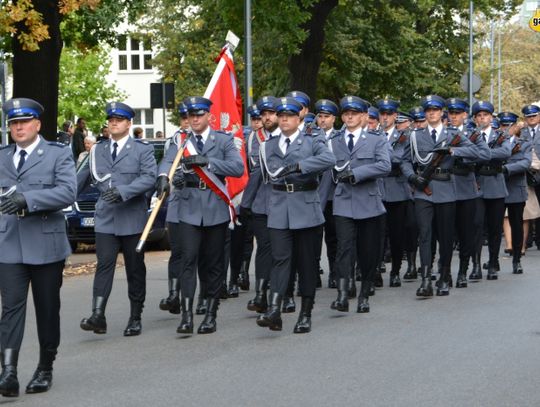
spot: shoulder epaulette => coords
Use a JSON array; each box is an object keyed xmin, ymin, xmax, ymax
[
  {"xmin": 47, "ymin": 141, "xmax": 67, "ymax": 147},
  {"xmin": 134, "ymin": 139, "xmax": 149, "ymax": 145},
  {"xmin": 213, "ymin": 130, "xmax": 233, "ymax": 138},
  {"xmin": 96, "ymin": 139, "xmax": 105, "ymax": 144},
  {"xmin": 0, "ymin": 144, "xmax": 11, "ymax": 150},
  {"xmin": 367, "ymin": 129, "xmax": 381, "ymax": 136}
]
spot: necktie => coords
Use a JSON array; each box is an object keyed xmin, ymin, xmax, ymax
[
  {"xmin": 531, "ymin": 128, "xmax": 536, "ymax": 139},
  {"xmin": 347, "ymin": 134, "xmax": 354, "ymax": 152},
  {"xmin": 17, "ymin": 150, "xmax": 27, "ymax": 172},
  {"xmin": 112, "ymin": 142, "xmax": 118, "ymax": 161},
  {"xmin": 196, "ymin": 135, "xmax": 204, "ymax": 152},
  {"xmin": 431, "ymin": 129, "xmax": 437, "ymax": 143},
  {"xmin": 481, "ymin": 132, "xmax": 486, "ymax": 143},
  {"xmin": 285, "ymin": 138, "xmax": 291, "ymax": 153}
]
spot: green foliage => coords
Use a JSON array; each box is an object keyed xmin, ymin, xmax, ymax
[{"xmin": 58, "ymin": 47, "xmax": 126, "ymax": 133}]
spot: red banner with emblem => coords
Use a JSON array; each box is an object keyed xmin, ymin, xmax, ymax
[{"xmin": 203, "ymin": 46, "xmax": 248, "ymax": 202}]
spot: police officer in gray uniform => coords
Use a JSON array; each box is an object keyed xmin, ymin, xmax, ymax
[
  {"xmin": 404, "ymin": 95, "xmax": 479, "ymax": 297},
  {"xmin": 241, "ymin": 96, "xmax": 280, "ymax": 313},
  {"xmin": 167, "ymin": 97, "xmax": 244, "ymax": 335},
  {"xmin": 330, "ymin": 96, "xmax": 391, "ymax": 313},
  {"xmin": 256, "ymin": 96, "xmax": 335, "ymax": 333},
  {"xmin": 499, "ymin": 111, "xmax": 531, "ymax": 274},
  {"xmin": 471, "ymin": 101, "xmax": 511, "ymax": 280},
  {"xmin": 80, "ymin": 102, "xmax": 157, "ymax": 336},
  {"xmin": 0, "ymin": 98, "xmax": 77, "ymax": 397}
]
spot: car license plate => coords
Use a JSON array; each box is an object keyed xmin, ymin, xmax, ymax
[{"xmin": 81, "ymin": 217, "xmax": 95, "ymax": 227}]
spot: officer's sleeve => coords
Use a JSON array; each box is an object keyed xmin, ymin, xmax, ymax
[
  {"xmin": 451, "ymin": 133, "xmax": 486, "ymax": 160},
  {"xmin": 352, "ymin": 137, "xmax": 391, "ymax": 183},
  {"xmin": 401, "ymin": 135, "xmax": 415, "ymax": 179},
  {"xmin": 240, "ymin": 167, "xmax": 262, "ymax": 209},
  {"xmin": 158, "ymin": 142, "xmax": 178, "ymax": 176},
  {"xmin": 505, "ymin": 140, "xmax": 532, "ymax": 175},
  {"xmin": 23, "ymin": 147, "xmax": 77, "ymax": 212},
  {"xmin": 207, "ymin": 136, "xmax": 244, "ymax": 177},
  {"xmin": 490, "ymin": 138, "xmax": 512, "ymax": 161},
  {"xmin": 299, "ymin": 138, "xmax": 335, "ymax": 174},
  {"xmin": 116, "ymin": 145, "xmax": 157, "ymax": 201}
]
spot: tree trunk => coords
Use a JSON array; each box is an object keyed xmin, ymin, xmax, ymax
[
  {"xmin": 288, "ymin": 0, "xmax": 338, "ymax": 107},
  {"xmin": 12, "ymin": 0, "xmax": 63, "ymax": 141}
]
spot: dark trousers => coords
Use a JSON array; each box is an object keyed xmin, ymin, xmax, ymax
[
  {"xmin": 322, "ymin": 201, "xmax": 338, "ymax": 276},
  {"xmin": 404, "ymin": 200, "xmax": 418, "ymax": 252},
  {"xmin": 473, "ymin": 198, "xmax": 486, "ymax": 254},
  {"xmin": 0, "ymin": 261, "xmax": 63, "ymax": 352},
  {"xmin": 334, "ymin": 215, "xmax": 382, "ymax": 283},
  {"xmin": 384, "ymin": 200, "xmax": 408, "ymax": 272},
  {"xmin": 167, "ymin": 222, "xmax": 182, "ymax": 280},
  {"xmin": 94, "ymin": 233, "xmax": 146, "ymax": 304},
  {"xmin": 483, "ymin": 198, "xmax": 506, "ymax": 263},
  {"xmin": 507, "ymin": 201, "xmax": 526, "ymax": 263},
  {"xmin": 178, "ymin": 221, "xmax": 228, "ymax": 299},
  {"xmin": 228, "ymin": 214, "xmax": 254, "ymax": 283},
  {"xmin": 252, "ymin": 213, "xmax": 272, "ymax": 281},
  {"xmin": 268, "ymin": 226, "xmax": 322, "ymax": 299},
  {"xmin": 456, "ymin": 198, "xmax": 477, "ymax": 260},
  {"xmin": 415, "ymin": 199, "xmax": 455, "ymax": 268}
]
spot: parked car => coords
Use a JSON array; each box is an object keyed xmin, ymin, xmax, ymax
[{"xmin": 64, "ymin": 138, "xmax": 170, "ymax": 251}]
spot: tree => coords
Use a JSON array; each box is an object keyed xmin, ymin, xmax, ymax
[
  {"xmin": 0, "ymin": 0, "xmax": 146, "ymax": 140},
  {"xmin": 58, "ymin": 46, "xmax": 126, "ymax": 133}
]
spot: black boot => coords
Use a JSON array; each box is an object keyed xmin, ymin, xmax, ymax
[
  {"xmin": 330, "ymin": 278, "xmax": 349, "ymax": 312},
  {"xmin": 357, "ymin": 281, "xmax": 371, "ymax": 313},
  {"xmin": 237, "ymin": 260, "xmax": 250, "ymax": 291},
  {"xmin": 483, "ymin": 258, "xmax": 500, "ymax": 272},
  {"xmin": 124, "ymin": 301, "xmax": 143, "ymax": 336},
  {"xmin": 374, "ymin": 267, "xmax": 383, "ymax": 287},
  {"xmin": 456, "ymin": 258, "xmax": 468, "ymax": 288},
  {"xmin": 80, "ymin": 296, "xmax": 107, "ymax": 334},
  {"xmin": 403, "ymin": 251, "xmax": 418, "ymax": 280},
  {"xmin": 257, "ymin": 293, "xmax": 283, "ymax": 331},
  {"xmin": 176, "ymin": 298, "xmax": 194, "ymax": 334},
  {"xmin": 389, "ymin": 264, "xmax": 401, "ymax": 287},
  {"xmin": 416, "ymin": 266, "xmax": 433, "ymax": 297},
  {"xmin": 219, "ymin": 281, "xmax": 229, "ymax": 299},
  {"xmin": 227, "ymin": 282, "xmax": 240, "ymax": 298},
  {"xmin": 486, "ymin": 260, "xmax": 499, "ymax": 280},
  {"xmin": 469, "ymin": 252, "xmax": 482, "ymax": 280},
  {"xmin": 196, "ymin": 296, "xmax": 208, "ymax": 315},
  {"xmin": 0, "ymin": 349, "xmax": 19, "ymax": 397},
  {"xmin": 247, "ymin": 279, "xmax": 268, "ymax": 313},
  {"xmin": 512, "ymin": 262, "xmax": 523, "ymax": 274},
  {"xmin": 436, "ymin": 267, "xmax": 450, "ymax": 296},
  {"xmin": 328, "ymin": 263, "xmax": 337, "ymax": 288},
  {"xmin": 293, "ymin": 297, "xmax": 313, "ymax": 334},
  {"xmin": 347, "ymin": 277, "xmax": 357, "ymax": 299},
  {"xmin": 198, "ymin": 298, "xmax": 219, "ymax": 334},
  {"xmin": 26, "ymin": 349, "xmax": 55, "ymax": 394},
  {"xmin": 282, "ymin": 296, "xmax": 296, "ymax": 313},
  {"xmin": 159, "ymin": 278, "xmax": 180, "ymax": 314}
]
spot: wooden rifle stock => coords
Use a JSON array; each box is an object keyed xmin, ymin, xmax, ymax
[
  {"xmin": 421, "ymin": 132, "xmax": 461, "ymax": 196},
  {"xmin": 136, "ymin": 138, "xmax": 186, "ymax": 253}
]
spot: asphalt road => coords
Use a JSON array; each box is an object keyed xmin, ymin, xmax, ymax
[{"xmin": 4, "ymin": 248, "xmax": 540, "ymax": 407}]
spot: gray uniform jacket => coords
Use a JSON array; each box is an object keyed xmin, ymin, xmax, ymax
[
  {"xmin": 382, "ymin": 128, "xmax": 413, "ymax": 203},
  {"xmin": 476, "ymin": 130, "xmax": 512, "ymax": 199},
  {"xmin": 262, "ymin": 133, "xmax": 335, "ymax": 230},
  {"xmin": 162, "ymin": 130, "xmax": 244, "ymax": 227},
  {"xmin": 158, "ymin": 141, "xmax": 181, "ymax": 223},
  {"xmin": 403, "ymin": 126, "xmax": 479, "ymax": 204},
  {"xmin": 331, "ymin": 130, "xmax": 391, "ymax": 220},
  {"xmin": 78, "ymin": 137, "xmax": 157, "ymax": 235},
  {"xmin": 453, "ymin": 127, "xmax": 490, "ymax": 201},
  {"xmin": 318, "ymin": 129, "xmax": 340, "ymax": 210},
  {"xmin": 0, "ymin": 138, "xmax": 77, "ymax": 264},
  {"xmin": 504, "ymin": 136, "xmax": 532, "ymax": 204}
]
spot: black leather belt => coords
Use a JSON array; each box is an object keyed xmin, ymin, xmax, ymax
[
  {"xmin": 15, "ymin": 209, "xmax": 58, "ymax": 219},
  {"xmin": 272, "ymin": 181, "xmax": 318, "ymax": 193},
  {"xmin": 453, "ymin": 165, "xmax": 474, "ymax": 176},
  {"xmin": 478, "ymin": 165, "xmax": 503, "ymax": 176},
  {"xmin": 185, "ymin": 180, "xmax": 209, "ymax": 190}
]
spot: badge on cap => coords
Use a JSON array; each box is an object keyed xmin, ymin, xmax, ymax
[
  {"xmin": 347, "ymin": 96, "xmax": 353, "ymax": 103},
  {"xmin": 13, "ymin": 100, "xmax": 20, "ymax": 108}
]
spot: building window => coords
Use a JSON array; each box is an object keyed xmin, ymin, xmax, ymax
[
  {"xmin": 117, "ymin": 35, "xmax": 153, "ymax": 72},
  {"xmin": 132, "ymin": 109, "xmax": 155, "ymax": 138}
]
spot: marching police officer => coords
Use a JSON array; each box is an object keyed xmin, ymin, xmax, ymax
[
  {"xmin": 80, "ymin": 102, "xmax": 157, "ymax": 336},
  {"xmin": 242, "ymin": 96, "xmax": 281, "ymax": 313},
  {"xmin": 256, "ymin": 96, "xmax": 335, "ymax": 333},
  {"xmin": 368, "ymin": 107, "xmax": 380, "ymax": 130},
  {"xmin": 0, "ymin": 98, "xmax": 77, "ymax": 396},
  {"xmin": 329, "ymin": 96, "xmax": 391, "ymax": 313},
  {"xmin": 164, "ymin": 96, "xmax": 244, "ymax": 334},
  {"xmin": 410, "ymin": 107, "xmax": 428, "ymax": 129}
]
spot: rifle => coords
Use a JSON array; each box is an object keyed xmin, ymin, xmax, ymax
[
  {"xmin": 135, "ymin": 131, "xmax": 189, "ymax": 253},
  {"xmin": 420, "ymin": 132, "xmax": 461, "ymax": 196}
]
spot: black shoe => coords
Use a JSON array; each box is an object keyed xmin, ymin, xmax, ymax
[
  {"xmin": 0, "ymin": 350, "xmax": 19, "ymax": 398},
  {"xmin": 416, "ymin": 266, "xmax": 433, "ymax": 297},
  {"xmin": 176, "ymin": 298, "xmax": 194, "ymax": 334},
  {"xmin": 159, "ymin": 278, "xmax": 180, "ymax": 314},
  {"xmin": 389, "ymin": 273, "xmax": 401, "ymax": 287},
  {"xmin": 512, "ymin": 262, "xmax": 523, "ymax": 274},
  {"xmin": 219, "ymin": 282, "xmax": 229, "ymax": 299},
  {"xmin": 80, "ymin": 296, "xmax": 107, "ymax": 334},
  {"xmin": 456, "ymin": 273, "xmax": 468, "ymax": 288},
  {"xmin": 328, "ymin": 278, "xmax": 337, "ymax": 289},
  {"xmin": 436, "ymin": 267, "xmax": 450, "ymax": 296},
  {"xmin": 198, "ymin": 298, "xmax": 219, "ymax": 334},
  {"xmin": 282, "ymin": 296, "xmax": 296, "ymax": 313},
  {"xmin": 227, "ymin": 283, "xmax": 239, "ymax": 298},
  {"xmin": 368, "ymin": 286, "xmax": 375, "ymax": 296},
  {"xmin": 379, "ymin": 261, "xmax": 387, "ymax": 273},
  {"xmin": 486, "ymin": 265, "xmax": 498, "ymax": 280},
  {"xmin": 483, "ymin": 259, "xmax": 500, "ymax": 272},
  {"xmin": 25, "ymin": 369, "xmax": 52, "ymax": 394},
  {"xmin": 404, "ymin": 252, "xmax": 418, "ymax": 280},
  {"xmin": 293, "ymin": 297, "xmax": 313, "ymax": 334},
  {"xmin": 357, "ymin": 282, "xmax": 371, "ymax": 313},
  {"xmin": 330, "ymin": 278, "xmax": 349, "ymax": 312},
  {"xmin": 196, "ymin": 297, "xmax": 208, "ymax": 315},
  {"xmin": 347, "ymin": 278, "xmax": 357, "ymax": 299},
  {"xmin": 247, "ymin": 279, "xmax": 268, "ymax": 313},
  {"xmin": 238, "ymin": 260, "xmax": 250, "ymax": 291},
  {"xmin": 374, "ymin": 270, "xmax": 383, "ymax": 288},
  {"xmin": 257, "ymin": 293, "xmax": 282, "ymax": 331},
  {"xmin": 124, "ymin": 301, "xmax": 143, "ymax": 336}
]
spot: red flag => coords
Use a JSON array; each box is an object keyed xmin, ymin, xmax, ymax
[{"xmin": 204, "ymin": 46, "xmax": 248, "ymax": 202}]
